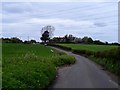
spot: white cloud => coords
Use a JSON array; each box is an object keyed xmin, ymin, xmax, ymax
[{"xmin": 24, "ymin": 18, "xmax": 95, "ymax": 28}]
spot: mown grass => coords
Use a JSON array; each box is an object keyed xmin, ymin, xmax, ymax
[
  {"xmin": 3, "ymin": 43, "xmax": 54, "ymax": 57},
  {"xmin": 59, "ymin": 44, "xmax": 117, "ymax": 52},
  {"xmin": 2, "ymin": 43, "xmax": 76, "ymax": 89}
]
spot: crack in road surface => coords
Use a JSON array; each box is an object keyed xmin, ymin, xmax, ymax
[{"xmin": 51, "ymin": 47, "xmax": 119, "ymax": 88}]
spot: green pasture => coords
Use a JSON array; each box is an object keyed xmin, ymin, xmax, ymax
[
  {"xmin": 3, "ymin": 43, "xmax": 54, "ymax": 57},
  {"xmin": 59, "ymin": 44, "xmax": 118, "ymax": 52}
]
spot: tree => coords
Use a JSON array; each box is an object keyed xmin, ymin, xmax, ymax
[
  {"xmin": 40, "ymin": 25, "xmax": 55, "ymax": 44},
  {"xmin": 87, "ymin": 37, "xmax": 93, "ymax": 44},
  {"xmin": 41, "ymin": 30, "xmax": 50, "ymax": 43},
  {"xmin": 64, "ymin": 34, "xmax": 75, "ymax": 43},
  {"xmin": 82, "ymin": 37, "xmax": 93, "ymax": 44},
  {"xmin": 93, "ymin": 40, "xmax": 105, "ymax": 45},
  {"xmin": 30, "ymin": 40, "xmax": 36, "ymax": 44},
  {"xmin": 74, "ymin": 38, "xmax": 82, "ymax": 43},
  {"xmin": 82, "ymin": 36, "xmax": 88, "ymax": 44},
  {"xmin": 11, "ymin": 37, "xmax": 22, "ymax": 43}
]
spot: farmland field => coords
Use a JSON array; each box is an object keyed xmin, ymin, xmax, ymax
[
  {"xmin": 59, "ymin": 44, "xmax": 118, "ymax": 52},
  {"xmin": 2, "ymin": 43, "xmax": 76, "ymax": 88},
  {"xmin": 3, "ymin": 43, "xmax": 54, "ymax": 57}
]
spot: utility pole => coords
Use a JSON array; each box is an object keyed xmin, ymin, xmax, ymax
[{"xmin": 28, "ymin": 36, "xmax": 29, "ymax": 41}]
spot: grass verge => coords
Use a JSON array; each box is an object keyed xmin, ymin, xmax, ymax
[{"xmin": 2, "ymin": 44, "xmax": 76, "ymax": 89}]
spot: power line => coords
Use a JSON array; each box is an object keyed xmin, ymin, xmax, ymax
[
  {"xmin": 34, "ymin": 11, "xmax": 117, "ymax": 22},
  {"xmin": 35, "ymin": 4, "xmax": 114, "ymax": 14},
  {"xmin": 72, "ymin": 14, "xmax": 117, "ymax": 20},
  {"xmin": 33, "ymin": 3, "xmax": 115, "ymax": 18}
]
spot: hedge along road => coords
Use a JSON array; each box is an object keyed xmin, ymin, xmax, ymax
[{"xmin": 51, "ymin": 47, "xmax": 119, "ymax": 88}]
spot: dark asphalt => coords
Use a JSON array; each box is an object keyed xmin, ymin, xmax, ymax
[{"xmin": 51, "ymin": 47, "xmax": 119, "ymax": 88}]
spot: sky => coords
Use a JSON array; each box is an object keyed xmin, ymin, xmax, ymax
[{"xmin": 1, "ymin": 0, "xmax": 119, "ymax": 42}]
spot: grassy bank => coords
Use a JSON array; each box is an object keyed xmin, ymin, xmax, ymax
[{"xmin": 2, "ymin": 43, "xmax": 76, "ymax": 89}]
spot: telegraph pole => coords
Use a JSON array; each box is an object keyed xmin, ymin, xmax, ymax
[{"xmin": 28, "ymin": 36, "xmax": 29, "ymax": 41}]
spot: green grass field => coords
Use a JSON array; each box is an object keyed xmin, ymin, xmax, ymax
[
  {"xmin": 3, "ymin": 43, "xmax": 54, "ymax": 57},
  {"xmin": 59, "ymin": 44, "xmax": 118, "ymax": 52},
  {"xmin": 2, "ymin": 43, "xmax": 76, "ymax": 88}
]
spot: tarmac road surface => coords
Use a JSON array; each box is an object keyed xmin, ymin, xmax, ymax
[{"xmin": 51, "ymin": 47, "xmax": 119, "ymax": 89}]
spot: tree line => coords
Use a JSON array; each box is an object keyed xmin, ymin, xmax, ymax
[
  {"xmin": 1, "ymin": 37, "xmax": 37, "ymax": 44},
  {"xmin": 49, "ymin": 34, "xmax": 119, "ymax": 45},
  {"xmin": 1, "ymin": 35, "xmax": 119, "ymax": 45}
]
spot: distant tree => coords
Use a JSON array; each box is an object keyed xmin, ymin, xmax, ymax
[
  {"xmin": 111, "ymin": 42, "xmax": 119, "ymax": 45},
  {"xmin": 23, "ymin": 40, "xmax": 30, "ymax": 44},
  {"xmin": 11, "ymin": 37, "xmax": 23, "ymax": 43},
  {"xmin": 73, "ymin": 37, "xmax": 81, "ymax": 43},
  {"xmin": 105, "ymin": 41, "xmax": 108, "ymax": 45},
  {"xmin": 82, "ymin": 36, "xmax": 88, "ymax": 44},
  {"xmin": 93, "ymin": 40, "xmax": 105, "ymax": 45},
  {"xmin": 40, "ymin": 25, "xmax": 55, "ymax": 45},
  {"xmin": 41, "ymin": 30, "xmax": 50, "ymax": 43},
  {"xmin": 68, "ymin": 34, "xmax": 75, "ymax": 42},
  {"xmin": 87, "ymin": 37, "xmax": 93, "ymax": 44},
  {"xmin": 64, "ymin": 34, "xmax": 75, "ymax": 43},
  {"xmin": 2, "ymin": 37, "xmax": 23, "ymax": 43},
  {"xmin": 30, "ymin": 40, "xmax": 36, "ymax": 44},
  {"xmin": 50, "ymin": 37, "xmax": 65, "ymax": 43},
  {"xmin": 2, "ymin": 38, "xmax": 11, "ymax": 43},
  {"xmin": 64, "ymin": 35, "xmax": 69, "ymax": 43},
  {"xmin": 50, "ymin": 34, "xmax": 81, "ymax": 43},
  {"xmin": 82, "ymin": 37, "xmax": 93, "ymax": 44}
]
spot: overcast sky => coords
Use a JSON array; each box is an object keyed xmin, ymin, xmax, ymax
[{"xmin": 1, "ymin": 0, "xmax": 119, "ymax": 42}]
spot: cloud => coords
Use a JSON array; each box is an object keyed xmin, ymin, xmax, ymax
[
  {"xmin": 1, "ymin": 2, "xmax": 118, "ymax": 42},
  {"xmin": 94, "ymin": 22, "xmax": 107, "ymax": 27},
  {"xmin": 1, "ymin": 0, "xmax": 119, "ymax": 2},
  {"xmin": 23, "ymin": 18, "xmax": 95, "ymax": 28},
  {"xmin": 2, "ymin": 2, "xmax": 32, "ymax": 13}
]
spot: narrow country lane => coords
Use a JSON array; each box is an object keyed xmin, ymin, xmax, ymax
[{"xmin": 51, "ymin": 47, "xmax": 119, "ymax": 89}]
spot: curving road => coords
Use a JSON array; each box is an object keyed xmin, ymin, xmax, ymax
[{"xmin": 51, "ymin": 47, "xmax": 119, "ymax": 89}]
